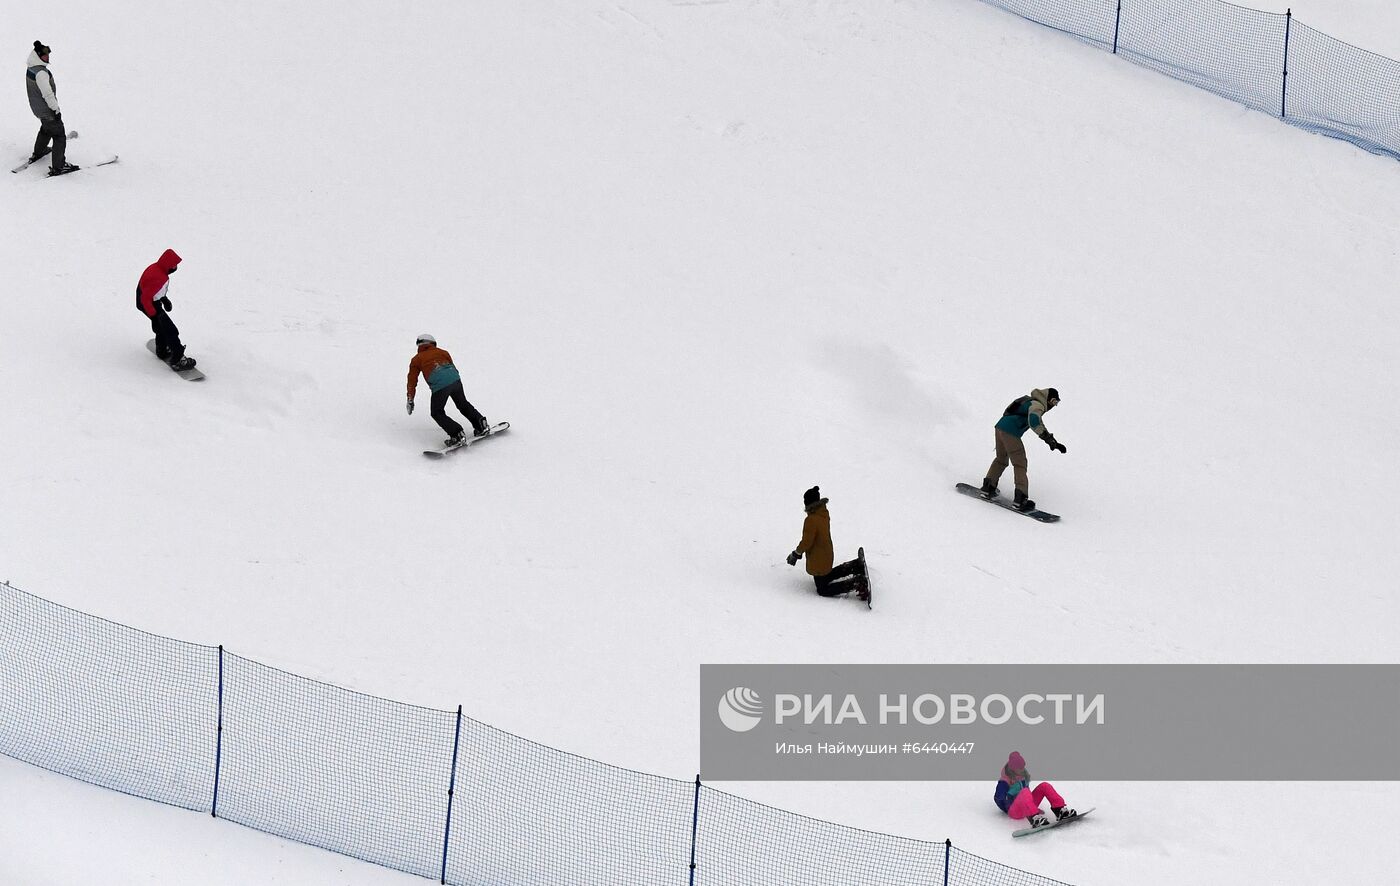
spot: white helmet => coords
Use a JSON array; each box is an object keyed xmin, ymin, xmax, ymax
[{"xmin": 416, "ymin": 333, "xmax": 436, "ymax": 346}]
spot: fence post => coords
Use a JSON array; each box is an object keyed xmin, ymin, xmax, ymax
[
  {"xmin": 211, "ymin": 644, "xmax": 225, "ymax": 818},
  {"xmin": 943, "ymin": 838, "xmax": 951, "ymax": 886},
  {"xmin": 1112, "ymin": 0, "xmax": 1122, "ymax": 54},
  {"xmin": 1281, "ymin": 9, "xmax": 1293, "ymax": 118},
  {"xmin": 440, "ymin": 705, "xmax": 464, "ymax": 885},
  {"xmin": 688, "ymin": 775, "xmax": 702, "ymax": 886}
]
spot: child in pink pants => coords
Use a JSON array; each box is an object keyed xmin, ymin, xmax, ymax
[{"xmin": 994, "ymin": 751, "xmax": 1077, "ymax": 829}]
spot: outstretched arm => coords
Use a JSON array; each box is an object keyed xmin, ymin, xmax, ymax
[{"xmin": 1029, "ymin": 403, "xmax": 1066, "ymax": 452}]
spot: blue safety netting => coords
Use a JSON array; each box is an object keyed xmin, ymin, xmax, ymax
[
  {"xmin": 0, "ymin": 580, "xmax": 1082, "ymax": 886},
  {"xmin": 980, "ymin": 0, "xmax": 1400, "ymax": 161}
]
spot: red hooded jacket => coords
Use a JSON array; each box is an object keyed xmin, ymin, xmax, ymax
[{"xmin": 137, "ymin": 249, "xmax": 183, "ymax": 317}]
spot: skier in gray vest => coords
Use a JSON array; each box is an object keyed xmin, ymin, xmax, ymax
[{"xmin": 26, "ymin": 40, "xmax": 77, "ymax": 176}]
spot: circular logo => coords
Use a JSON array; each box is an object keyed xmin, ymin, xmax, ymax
[{"xmin": 718, "ymin": 687, "xmax": 764, "ymax": 732}]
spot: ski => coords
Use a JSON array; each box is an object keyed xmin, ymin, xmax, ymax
[
  {"xmin": 423, "ymin": 422, "xmax": 511, "ymax": 458},
  {"xmin": 1012, "ymin": 807, "xmax": 1094, "ymax": 837},
  {"xmin": 954, "ymin": 483, "xmax": 1060, "ymax": 523},
  {"xmin": 47, "ymin": 156, "xmax": 118, "ymax": 177},
  {"xmin": 10, "ymin": 132, "xmax": 79, "ymax": 173}
]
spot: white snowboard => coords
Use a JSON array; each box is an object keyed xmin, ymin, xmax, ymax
[
  {"xmin": 146, "ymin": 339, "xmax": 205, "ymax": 381},
  {"xmin": 423, "ymin": 422, "xmax": 511, "ymax": 458},
  {"xmin": 1012, "ymin": 807, "xmax": 1094, "ymax": 837}
]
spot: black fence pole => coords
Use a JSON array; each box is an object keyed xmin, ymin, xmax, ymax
[
  {"xmin": 688, "ymin": 775, "xmax": 702, "ymax": 886},
  {"xmin": 943, "ymin": 838, "xmax": 951, "ymax": 886},
  {"xmin": 1281, "ymin": 9, "xmax": 1293, "ymax": 118},
  {"xmin": 440, "ymin": 705, "xmax": 464, "ymax": 885},
  {"xmin": 211, "ymin": 644, "xmax": 225, "ymax": 818},
  {"xmin": 1113, "ymin": 0, "xmax": 1123, "ymax": 54}
]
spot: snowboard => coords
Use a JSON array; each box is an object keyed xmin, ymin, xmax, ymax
[
  {"xmin": 1012, "ymin": 807, "xmax": 1093, "ymax": 837},
  {"xmin": 146, "ymin": 339, "xmax": 205, "ymax": 381},
  {"xmin": 857, "ymin": 546, "xmax": 872, "ymax": 609},
  {"xmin": 955, "ymin": 483, "xmax": 1059, "ymax": 523},
  {"xmin": 423, "ymin": 422, "xmax": 511, "ymax": 458}
]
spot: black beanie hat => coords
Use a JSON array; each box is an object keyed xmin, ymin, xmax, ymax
[
  {"xmin": 1047, "ymin": 388, "xmax": 1060, "ymax": 403},
  {"xmin": 803, "ymin": 486, "xmax": 822, "ymax": 507},
  {"xmin": 34, "ymin": 41, "xmax": 51, "ymax": 56}
]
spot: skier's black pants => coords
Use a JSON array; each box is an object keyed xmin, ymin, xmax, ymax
[
  {"xmin": 33, "ymin": 116, "xmax": 65, "ymax": 171},
  {"xmin": 813, "ymin": 559, "xmax": 863, "ymax": 597},
  {"xmin": 430, "ymin": 380, "xmax": 486, "ymax": 437},
  {"xmin": 149, "ymin": 309, "xmax": 185, "ymax": 363}
]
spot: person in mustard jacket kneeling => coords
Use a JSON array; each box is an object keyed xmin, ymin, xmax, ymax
[{"xmin": 786, "ymin": 486, "xmax": 867, "ymax": 600}]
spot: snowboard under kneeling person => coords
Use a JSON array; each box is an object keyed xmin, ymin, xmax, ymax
[
  {"xmin": 136, "ymin": 248, "xmax": 195, "ymax": 371},
  {"xmin": 995, "ymin": 751, "xmax": 1076, "ymax": 829},
  {"xmin": 786, "ymin": 486, "xmax": 868, "ymax": 600},
  {"xmin": 406, "ymin": 334, "xmax": 489, "ymax": 446},
  {"xmin": 980, "ymin": 387, "xmax": 1066, "ymax": 511}
]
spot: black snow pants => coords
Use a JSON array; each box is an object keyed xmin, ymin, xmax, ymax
[
  {"xmin": 150, "ymin": 309, "xmax": 185, "ymax": 363},
  {"xmin": 813, "ymin": 559, "xmax": 864, "ymax": 597},
  {"xmin": 430, "ymin": 380, "xmax": 486, "ymax": 438},
  {"xmin": 32, "ymin": 116, "xmax": 65, "ymax": 171}
]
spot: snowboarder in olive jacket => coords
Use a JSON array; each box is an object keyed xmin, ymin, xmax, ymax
[{"xmin": 980, "ymin": 388, "xmax": 1065, "ymax": 511}]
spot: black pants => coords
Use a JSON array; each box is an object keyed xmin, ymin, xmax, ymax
[
  {"xmin": 430, "ymin": 380, "xmax": 486, "ymax": 437},
  {"xmin": 33, "ymin": 116, "xmax": 65, "ymax": 171},
  {"xmin": 150, "ymin": 309, "xmax": 185, "ymax": 363},
  {"xmin": 813, "ymin": 559, "xmax": 863, "ymax": 597}
]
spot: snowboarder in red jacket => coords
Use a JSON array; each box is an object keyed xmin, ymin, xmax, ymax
[{"xmin": 137, "ymin": 249, "xmax": 195, "ymax": 371}]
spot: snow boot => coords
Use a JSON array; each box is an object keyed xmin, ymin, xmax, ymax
[
  {"xmin": 1052, "ymin": 805, "xmax": 1077, "ymax": 821},
  {"xmin": 473, "ymin": 420, "xmax": 490, "ymax": 438},
  {"xmin": 29, "ymin": 147, "xmax": 51, "ymax": 163},
  {"xmin": 168, "ymin": 356, "xmax": 197, "ymax": 371},
  {"xmin": 47, "ymin": 162, "xmax": 79, "ymax": 177},
  {"xmin": 979, "ymin": 478, "xmax": 999, "ymax": 499},
  {"xmin": 1027, "ymin": 812, "xmax": 1050, "ymax": 828},
  {"xmin": 1013, "ymin": 489, "xmax": 1036, "ymax": 511},
  {"xmin": 445, "ymin": 431, "xmax": 466, "ymax": 447}
]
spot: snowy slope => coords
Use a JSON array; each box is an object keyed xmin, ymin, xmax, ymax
[{"xmin": 3, "ymin": 1, "xmax": 1399, "ymax": 884}]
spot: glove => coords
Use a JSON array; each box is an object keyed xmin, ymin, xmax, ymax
[
  {"xmin": 786, "ymin": 551, "xmax": 800, "ymax": 566},
  {"xmin": 1043, "ymin": 432, "xmax": 1066, "ymax": 454},
  {"xmin": 157, "ymin": 296, "xmax": 173, "ymax": 312},
  {"xmin": 406, "ymin": 398, "xmax": 415, "ymax": 416}
]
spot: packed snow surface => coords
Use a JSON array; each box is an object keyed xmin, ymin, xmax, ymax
[{"xmin": 4, "ymin": 1, "xmax": 1399, "ymax": 883}]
